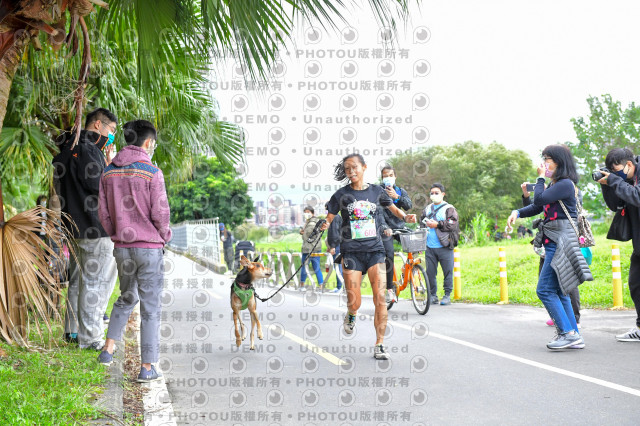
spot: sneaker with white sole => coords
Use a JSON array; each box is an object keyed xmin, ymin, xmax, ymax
[
  {"xmin": 97, "ymin": 350, "xmax": 114, "ymax": 366},
  {"xmin": 547, "ymin": 332, "xmax": 584, "ymax": 350},
  {"xmin": 386, "ymin": 289, "xmax": 397, "ymax": 304},
  {"xmin": 373, "ymin": 344, "xmax": 391, "ymax": 360},
  {"xmin": 616, "ymin": 327, "xmax": 640, "ymax": 342},
  {"xmin": 137, "ymin": 365, "xmax": 163, "ymax": 383},
  {"xmin": 343, "ymin": 312, "xmax": 356, "ymax": 334}
]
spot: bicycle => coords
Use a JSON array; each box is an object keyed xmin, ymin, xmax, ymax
[{"xmin": 386, "ymin": 228, "xmax": 431, "ymax": 315}]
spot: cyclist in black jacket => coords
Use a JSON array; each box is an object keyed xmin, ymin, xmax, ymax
[{"xmin": 379, "ymin": 165, "xmax": 412, "ymax": 304}]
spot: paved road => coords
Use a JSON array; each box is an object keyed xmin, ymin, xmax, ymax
[{"xmin": 157, "ymin": 251, "xmax": 640, "ymax": 425}]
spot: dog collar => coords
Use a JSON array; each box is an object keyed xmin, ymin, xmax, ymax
[{"xmin": 235, "ymin": 282, "xmax": 252, "ymax": 290}]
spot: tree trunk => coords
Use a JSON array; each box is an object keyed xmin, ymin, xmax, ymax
[{"xmin": 0, "ymin": 28, "xmax": 35, "ymax": 226}]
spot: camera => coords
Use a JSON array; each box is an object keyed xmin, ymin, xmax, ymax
[{"xmin": 592, "ymin": 167, "xmax": 610, "ymax": 181}]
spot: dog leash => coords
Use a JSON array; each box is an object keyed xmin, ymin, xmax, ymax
[{"xmin": 254, "ymin": 219, "xmax": 326, "ymax": 302}]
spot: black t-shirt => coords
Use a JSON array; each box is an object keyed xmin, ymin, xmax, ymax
[{"xmin": 327, "ymin": 184, "xmax": 393, "ymax": 253}]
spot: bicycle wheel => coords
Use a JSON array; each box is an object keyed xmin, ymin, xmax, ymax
[
  {"xmin": 386, "ymin": 281, "xmax": 397, "ymax": 311},
  {"xmin": 410, "ymin": 264, "xmax": 430, "ymax": 315}
]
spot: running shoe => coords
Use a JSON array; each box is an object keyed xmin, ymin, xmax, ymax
[
  {"xmin": 103, "ymin": 313, "xmax": 110, "ymax": 324},
  {"xmin": 97, "ymin": 350, "xmax": 114, "ymax": 366},
  {"xmin": 137, "ymin": 365, "xmax": 163, "ymax": 383},
  {"xmin": 547, "ymin": 332, "xmax": 583, "ymax": 350},
  {"xmin": 616, "ymin": 326, "xmax": 640, "ymax": 342},
  {"xmin": 386, "ymin": 289, "xmax": 397, "ymax": 304},
  {"xmin": 343, "ymin": 312, "xmax": 356, "ymax": 334},
  {"xmin": 440, "ymin": 295, "xmax": 451, "ymax": 305},
  {"xmin": 373, "ymin": 344, "xmax": 391, "ymax": 360},
  {"xmin": 430, "ymin": 296, "xmax": 439, "ymax": 305},
  {"xmin": 330, "ymin": 288, "xmax": 341, "ymax": 293}
]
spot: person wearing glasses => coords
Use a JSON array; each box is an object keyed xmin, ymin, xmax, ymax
[
  {"xmin": 507, "ymin": 145, "xmax": 592, "ymax": 350},
  {"xmin": 53, "ymin": 108, "xmax": 119, "ymax": 349}
]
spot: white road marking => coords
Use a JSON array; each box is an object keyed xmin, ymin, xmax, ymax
[
  {"xmin": 205, "ymin": 289, "xmax": 222, "ymax": 300},
  {"xmin": 295, "ymin": 292, "xmax": 640, "ymax": 398},
  {"xmin": 282, "ymin": 329, "xmax": 347, "ymax": 366}
]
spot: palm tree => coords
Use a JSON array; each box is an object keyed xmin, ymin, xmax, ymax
[{"xmin": 0, "ymin": 0, "xmax": 412, "ymax": 345}]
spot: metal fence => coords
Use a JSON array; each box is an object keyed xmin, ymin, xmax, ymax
[{"xmin": 168, "ymin": 218, "xmax": 222, "ymax": 265}]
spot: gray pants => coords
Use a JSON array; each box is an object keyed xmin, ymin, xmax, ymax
[
  {"xmin": 425, "ymin": 246, "xmax": 454, "ymax": 297},
  {"xmin": 224, "ymin": 246, "xmax": 234, "ymax": 272},
  {"xmin": 64, "ymin": 237, "xmax": 117, "ymax": 348},
  {"xmin": 107, "ymin": 247, "xmax": 164, "ymax": 364}
]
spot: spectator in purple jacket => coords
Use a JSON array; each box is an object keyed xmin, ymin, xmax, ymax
[{"xmin": 96, "ymin": 120, "xmax": 172, "ymax": 382}]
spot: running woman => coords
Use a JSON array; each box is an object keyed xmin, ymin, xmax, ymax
[{"xmin": 321, "ymin": 154, "xmax": 416, "ymax": 360}]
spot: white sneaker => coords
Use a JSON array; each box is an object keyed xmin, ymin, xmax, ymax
[
  {"xmin": 343, "ymin": 312, "xmax": 356, "ymax": 334},
  {"xmin": 616, "ymin": 326, "xmax": 640, "ymax": 342},
  {"xmin": 373, "ymin": 344, "xmax": 390, "ymax": 360}
]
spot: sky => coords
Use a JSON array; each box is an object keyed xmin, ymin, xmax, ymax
[{"xmin": 212, "ymin": 1, "xmax": 640, "ymax": 208}]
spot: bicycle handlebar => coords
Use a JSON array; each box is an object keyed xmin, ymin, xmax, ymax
[{"xmin": 391, "ymin": 228, "xmax": 413, "ymax": 235}]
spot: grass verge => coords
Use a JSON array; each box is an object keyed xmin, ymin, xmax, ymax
[
  {"xmin": 0, "ymin": 281, "xmax": 123, "ymax": 425},
  {"xmin": 257, "ymin": 233, "xmax": 635, "ymax": 308}
]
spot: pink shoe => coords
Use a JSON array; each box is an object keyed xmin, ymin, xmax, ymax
[{"xmin": 546, "ymin": 319, "xmax": 554, "ymax": 326}]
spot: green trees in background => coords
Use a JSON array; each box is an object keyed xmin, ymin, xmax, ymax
[
  {"xmin": 168, "ymin": 156, "xmax": 253, "ymax": 227},
  {"xmin": 0, "ymin": 1, "xmax": 412, "ymax": 218},
  {"xmin": 389, "ymin": 141, "xmax": 536, "ymax": 228},
  {"xmin": 569, "ymin": 94, "xmax": 640, "ymax": 217}
]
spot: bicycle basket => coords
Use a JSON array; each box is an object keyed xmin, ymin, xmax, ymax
[{"xmin": 399, "ymin": 229, "xmax": 428, "ymax": 253}]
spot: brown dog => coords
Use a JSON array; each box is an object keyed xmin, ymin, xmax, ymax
[{"xmin": 231, "ymin": 255, "xmax": 273, "ymax": 350}]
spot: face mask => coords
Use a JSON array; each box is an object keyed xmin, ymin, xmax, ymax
[
  {"xmin": 146, "ymin": 140, "xmax": 156, "ymax": 159},
  {"xmin": 544, "ymin": 164, "xmax": 554, "ymax": 178},
  {"xmin": 303, "ymin": 213, "xmax": 312, "ymax": 221},
  {"xmin": 106, "ymin": 132, "xmax": 115, "ymax": 147},
  {"xmin": 430, "ymin": 193, "xmax": 444, "ymax": 204},
  {"xmin": 614, "ymin": 165, "xmax": 629, "ymax": 180},
  {"xmin": 382, "ymin": 177, "xmax": 395, "ymax": 187}
]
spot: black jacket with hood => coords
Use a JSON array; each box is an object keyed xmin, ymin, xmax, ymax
[
  {"xmin": 52, "ymin": 130, "xmax": 109, "ymax": 239},
  {"xmin": 602, "ymin": 155, "xmax": 640, "ymax": 254}
]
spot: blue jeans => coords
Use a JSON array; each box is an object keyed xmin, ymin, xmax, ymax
[
  {"xmin": 537, "ymin": 242, "xmax": 578, "ymax": 334},
  {"xmin": 301, "ymin": 253, "xmax": 324, "ymax": 285}
]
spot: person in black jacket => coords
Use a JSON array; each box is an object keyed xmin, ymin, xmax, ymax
[
  {"xmin": 597, "ymin": 148, "xmax": 640, "ymax": 342},
  {"xmin": 53, "ymin": 108, "xmax": 119, "ymax": 350},
  {"xmin": 379, "ymin": 165, "xmax": 412, "ymax": 304}
]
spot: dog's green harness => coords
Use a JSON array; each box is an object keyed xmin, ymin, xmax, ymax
[{"xmin": 233, "ymin": 282, "xmax": 254, "ymax": 310}]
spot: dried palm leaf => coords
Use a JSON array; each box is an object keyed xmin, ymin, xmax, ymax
[{"xmin": 0, "ymin": 206, "xmax": 76, "ymax": 347}]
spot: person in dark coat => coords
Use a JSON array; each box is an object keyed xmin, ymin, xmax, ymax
[
  {"xmin": 379, "ymin": 165, "xmax": 412, "ymax": 304},
  {"xmin": 597, "ymin": 148, "xmax": 640, "ymax": 342},
  {"xmin": 53, "ymin": 108, "xmax": 119, "ymax": 349},
  {"xmin": 219, "ymin": 223, "xmax": 235, "ymax": 274}
]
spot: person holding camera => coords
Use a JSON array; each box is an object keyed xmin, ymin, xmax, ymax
[
  {"xmin": 596, "ymin": 148, "xmax": 640, "ymax": 342},
  {"xmin": 507, "ymin": 145, "xmax": 592, "ymax": 350},
  {"xmin": 379, "ymin": 165, "xmax": 413, "ymax": 304}
]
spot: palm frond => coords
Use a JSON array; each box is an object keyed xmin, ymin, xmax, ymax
[{"xmin": 0, "ymin": 206, "xmax": 75, "ymax": 346}]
